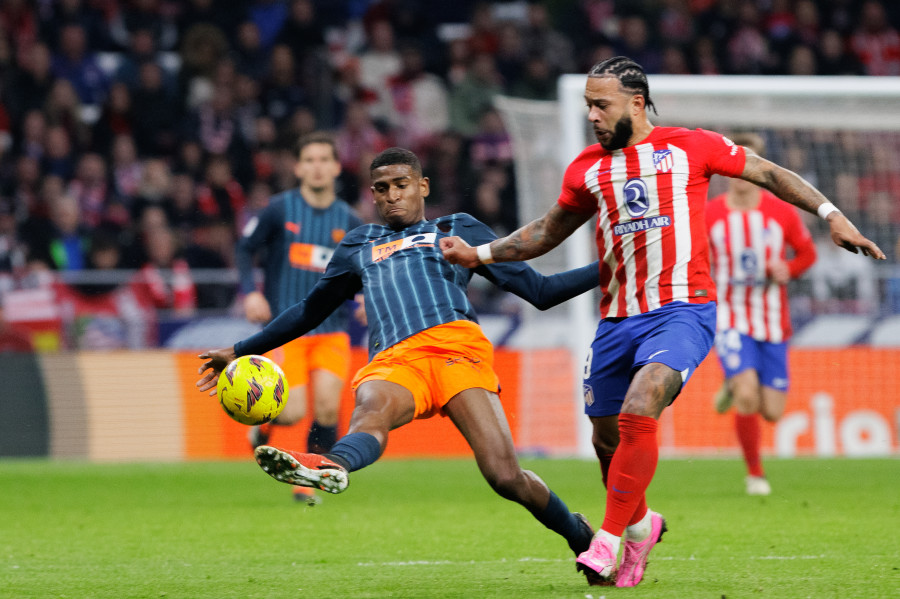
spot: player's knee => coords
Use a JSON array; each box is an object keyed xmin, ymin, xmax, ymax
[
  {"xmin": 483, "ymin": 464, "xmax": 524, "ymax": 500},
  {"xmin": 760, "ymin": 405, "xmax": 784, "ymax": 422},
  {"xmin": 592, "ymin": 431, "xmax": 618, "ymax": 455}
]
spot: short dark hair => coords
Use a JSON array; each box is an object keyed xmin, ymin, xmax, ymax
[
  {"xmin": 588, "ymin": 56, "xmax": 657, "ymax": 115},
  {"xmin": 296, "ymin": 132, "xmax": 339, "ymax": 161},
  {"xmin": 369, "ymin": 147, "xmax": 422, "ymax": 176}
]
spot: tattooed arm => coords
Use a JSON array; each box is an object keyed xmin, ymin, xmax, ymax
[
  {"xmin": 440, "ymin": 205, "xmax": 592, "ymax": 267},
  {"xmin": 741, "ymin": 151, "xmax": 885, "ymax": 260}
]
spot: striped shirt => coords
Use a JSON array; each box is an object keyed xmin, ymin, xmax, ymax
[
  {"xmin": 236, "ymin": 189, "xmax": 362, "ymax": 335},
  {"xmin": 235, "ymin": 213, "xmax": 600, "ymax": 360},
  {"xmin": 557, "ymin": 127, "xmax": 747, "ymax": 318},
  {"xmin": 706, "ymin": 190, "xmax": 816, "ymax": 342}
]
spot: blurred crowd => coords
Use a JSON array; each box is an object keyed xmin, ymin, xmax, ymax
[{"xmin": 0, "ymin": 0, "xmax": 898, "ymax": 348}]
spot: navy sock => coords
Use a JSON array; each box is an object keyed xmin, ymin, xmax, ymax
[
  {"xmin": 528, "ymin": 491, "xmax": 593, "ymax": 555},
  {"xmin": 324, "ymin": 432, "xmax": 382, "ymax": 472},
  {"xmin": 307, "ymin": 421, "xmax": 338, "ymax": 454}
]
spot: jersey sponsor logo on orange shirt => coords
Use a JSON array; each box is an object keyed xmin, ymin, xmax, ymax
[
  {"xmin": 371, "ymin": 233, "xmax": 437, "ymax": 262},
  {"xmin": 289, "ymin": 242, "xmax": 333, "ymax": 272}
]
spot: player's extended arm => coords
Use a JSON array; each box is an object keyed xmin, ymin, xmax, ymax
[
  {"xmin": 479, "ymin": 259, "xmax": 601, "ymax": 311},
  {"xmin": 441, "ymin": 205, "xmax": 592, "ymax": 267},
  {"xmin": 740, "ymin": 152, "xmax": 885, "ymax": 260},
  {"xmin": 196, "ymin": 269, "xmax": 361, "ymax": 395}
]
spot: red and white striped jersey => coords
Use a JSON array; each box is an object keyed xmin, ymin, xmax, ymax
[
  {"xmin": 558, "ymin": 127, "xmax": 746, "ymax": 318},
  {"xmin": 706, "ymin": 191, "xmax": 817, "ymax": 342}
]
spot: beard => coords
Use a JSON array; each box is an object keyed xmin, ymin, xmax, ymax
[{"xmin": 595, "ymin": 115, "xmax": 634, "ymax": 151}]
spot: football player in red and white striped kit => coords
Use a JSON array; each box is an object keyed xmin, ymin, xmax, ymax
[
  {"xmin": 706, "ymin": 132, "xmax": 817, "ymax": 496},
  {"xmin": 441, "ymin": 56, "xmax": 885, "ymax": 587}
]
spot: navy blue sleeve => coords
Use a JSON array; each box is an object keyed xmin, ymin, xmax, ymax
[
  {"xmin": 234, "ymin": 241, "xmax": 363, "ymax": 356},
  {"xmin": 456, "ymin": 215, "xmax": 600, "ymax": 310},
  {"xmin": 236, "ymin": 199, "xmax": 284, "ymax": 295}
]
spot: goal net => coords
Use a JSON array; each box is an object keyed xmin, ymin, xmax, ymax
[{"xmin": 496, "ymin": 75, "xmax": 900, "ymax": 457}]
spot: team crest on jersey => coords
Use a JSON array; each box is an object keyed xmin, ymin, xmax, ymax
[
  {"xmin": 331, "ymin": 228, "xmax": 346, "ymax": 243},
  {"xmin": 653, "ymin": 149, "xmax": 673, "ymax": 173},
  {"xmin": 622, "ymin": 177, "xmax": 651, "ymax": 218},
  {"xmin": 372, "ymin": 232, "xmax": 437, "ymax": 262},
  {"xmin": 285, "ymin": 221, "xmax": 301, "ymax": 235}
]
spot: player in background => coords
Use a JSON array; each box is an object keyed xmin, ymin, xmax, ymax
[
  {"xmin": 706, "ymin": 132, "xmax": 817, "ymax": 496},
  {"xmin": 440, "ymin": 56, "xmax": 885, "ymax": 587},
  {"xmin": 199, "ymin": 147, "xmax": 601, "ymax": 575},
  {"xmin": 236, "ymin": 132, "xmax": 363, "ymax": 504}
]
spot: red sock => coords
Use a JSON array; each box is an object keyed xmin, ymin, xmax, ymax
[
  {"xmin": 601, "ymin": 413, "xmax": 658, "ymax": 537},
  {"xmin": 599, "ymin": 452, "xmax": 647, "ymax": 526},
  {"xmin": 735, "ymin": 413, "xmax": 764, "ymax": 477}
]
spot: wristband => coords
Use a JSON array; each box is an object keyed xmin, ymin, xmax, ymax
[
  {"xmin": 476, "ymin": 243, "xmax": 495, "ymax": 265},
  {"xmin": 817, "ymin": 203, "xmax": 841, "ymax": 220}
]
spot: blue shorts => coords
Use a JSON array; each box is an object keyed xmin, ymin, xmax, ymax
[
  {"xmin": 582, "ymin": 302, "xmax": 716, "ymax": 418},
  {"xmin": 715, "ymin": 329, "xmax": 789, "ymax": 391}
]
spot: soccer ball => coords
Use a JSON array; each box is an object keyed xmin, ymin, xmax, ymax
[{"xmin": 217, "ymin": 355, "xmax": 289, "ymax": 425}]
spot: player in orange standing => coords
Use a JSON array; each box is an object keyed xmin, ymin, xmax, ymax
[
  {"xmin": 706, "ymin": 133, "xmax": 817, "ymax": 496},
  {"xmin": 237, "ymin": 132, "xmax": 363, "ymax": 504}
]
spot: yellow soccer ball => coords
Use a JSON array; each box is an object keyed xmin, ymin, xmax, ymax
[{"xmin": 217, "ymin": 355, "xmax": 289, "ymax": 425}]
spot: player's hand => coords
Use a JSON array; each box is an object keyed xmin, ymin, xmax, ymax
[
  {"xmin": 197, "ymin": 347, "xmax": 237, "ymax": 396},
  {"xmin": 243, "ymin": 291, "xmax": 272, "ymax": 323},
  {"xmin": 766, "ymin": 259, "xmax": 791, "ymax": 284},
  {"xmin": 827, "ymin": 213, "xmax": 886, "ymax": 259},
  {"xmin": 440, "ymin": 236, "xmax": 481, "ymax": 268},
  {"xmin": 352, "ymin": 293, "xmax": 367, "ymax": 326}
]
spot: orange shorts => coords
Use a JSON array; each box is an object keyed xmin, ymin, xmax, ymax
[
  {"xmin": 266, "ymin": 332, "xmax": 351, "ymax": 388},
  {"xmin": 351, "ymin": 320, "xmax": 499, "ymax": 419}
]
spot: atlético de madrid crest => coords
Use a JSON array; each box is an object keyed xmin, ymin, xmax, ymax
[{"xmin": 653, "ymin": 149, "xmax": 673, "ymax": 173}]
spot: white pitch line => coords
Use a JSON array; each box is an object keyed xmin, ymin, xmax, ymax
[{"xmin": 356, "ymin": 555, "xmax": 828, "ymax": 567}]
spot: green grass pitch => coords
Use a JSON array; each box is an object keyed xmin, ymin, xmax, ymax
[{"xmin": 1, "ymin": 457, "xmax": 898, "ymax": 598}]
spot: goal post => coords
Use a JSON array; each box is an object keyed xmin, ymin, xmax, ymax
[{"xmin": 496, "ymin": 75, "xmax": 900, "ymax": 458}]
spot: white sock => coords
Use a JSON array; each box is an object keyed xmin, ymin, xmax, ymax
[
  {"xmin": 595, "ymin": 528, "xmax": 621, "ymax": 555},
  {"xmin": 624, "ymin": 509, "xmax": 652, "ymax": 542}
]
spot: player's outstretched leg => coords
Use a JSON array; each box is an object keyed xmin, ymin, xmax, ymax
[
  {"xmin": 255, "ymin": 445, "xmax": 349, "ymax": 494},
  {"xmin": 616, "ymin": 510, "xmax": 667, "ymax": 587}
]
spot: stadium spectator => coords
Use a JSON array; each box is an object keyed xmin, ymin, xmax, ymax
[
  {"xmin": 41, "ymin": 126, "xmax": 76, "ymax": 180},
  {"xmin": 448, "ymin": 52, "xmax": 504, "ymax": 137},
  {"xmin": 850, "ymin": 0, "xmax": 900, "ymax": 76},
  {"xmin": 195, "ymin": 153, "xmax": 246, "ymax": 233},
  {"xmin": 66, "ymin": 153, "xmax": 109, "ymax": 229},
  {"xmin": 706, "ymin": 132, "xmax": 817, "ymax": 497},
  {"xmin": 197, "ymin": 146, "xmax": 600, "ymax": 567},
  {"xmin": 274, "ymin": 0, "xmax": 327, "ymax": 68},
  {"xmin": 92, "ymin": 82, "xmax": 134, "ymax": 156},
  {"xmin": 50, "ymin": 22, "xmax": 109, "ymax": 106},
  {"xmin": 385, "ymin": 43, "xmax": 450, "ymax": 156},
  {"xmin": 23, "ymin": 192, "xmax": 91, "ymax": 271},
  {"xmin": 523, "ymin": 2, "xmax": 577, "ymax": 76},
  {"xmin": 6, "ymin": 42, "xmax": 54, "ymax": 122},
  {"xmin": 109, "ymin": 134, "xmax": 143, "ymax": 203},
  {"xmin": 130, "ymin": 61, "xmax": 180, "ymax": 157},
  {"xmin": 130, "ymin": 205, "xmax": 197, "ymax": 317},
  {"xmin": 108, "ymin": 0, "xmax": 178, "ymax": 53},
  {"xmin": 231, "ymin": 20, "xmax": 269, "ymax": 81},
  {"xmin": 43, "ymin": 78, "xmax": 90, "ymax": 151},
  {"xmin": 356, "ymin": 19, "xmax": 402, "ymax": 126},
  {"xmin": 440, "ymin": 56, "xmax": 885, "ymax": 588},
  {"xmin": 236, "ymin": 132, "xmax": 363, "ymax": 505},
  {"xmin": 260, "ymin": 44, "xmax": 307, "ymax": 126},
  {"xmin": 0, "ymin": 198, "xmax": 26, "ymax": 294}
]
